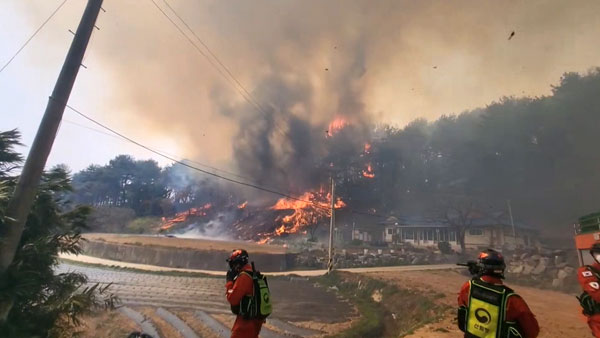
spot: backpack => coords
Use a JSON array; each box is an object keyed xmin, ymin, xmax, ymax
[
  {"xmin": 577, "ymin": 265, "xmax": 600, "ymax": 315},
  {"xmin": 235, "ymin": 262, "xmax": 272, "ymax": 319},
  {"xmin": 461, "ymin": 278, "xmax": 524, "ymax": 338}
]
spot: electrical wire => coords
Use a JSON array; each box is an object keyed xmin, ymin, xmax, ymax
[
  {"xmin": 161, "ymin": 0, "xmax": 271, "ymax": 120},
  {"xmin": 62, "ymin": 118, "xmax": 255, "ymax": 182},
  {"xmin": 148, "ymin": 0, "xmax": 289, "ymax": 138},
  {"xmin": 0, "ymin": 0, "xmax": 69, "ymax": 74},
  {"xmin": 54, "ymin": 97, "xmax": 327, "ymax": 208},
  {"xmin": 54, "ymin": 98, "xmax": 386, "ymax": 219}
]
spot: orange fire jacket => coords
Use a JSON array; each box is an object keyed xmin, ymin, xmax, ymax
[{"xmin": 225, "ymin": 264, "xmax": 263, "ymax": 338}]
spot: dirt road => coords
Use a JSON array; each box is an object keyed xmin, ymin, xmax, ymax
[{"xmin": 368, "ymin": 269, "xmax": 591, "ymax": 338}]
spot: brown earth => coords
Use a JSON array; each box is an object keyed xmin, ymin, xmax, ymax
[
  {"xmin": 173, "ymin": 310, "xmax": 221, "ymax": 338},
  {"xmin": 78, "ymin": 309, "xmax": 139, "ymax": 338},
  {"xmin": 83, "ymin": 233, "xmax": 289, "ymax": 254},
  {"xmin": 366, "ymin": 269, "xmax": 592, "ymax": 338},
  {"xmin": 139, "ymin": 307, "xmax": 183, "ymax": 338}
]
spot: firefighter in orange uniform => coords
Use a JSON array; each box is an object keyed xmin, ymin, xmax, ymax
[
  {"xmin": 457, "ymin": 249, "xmax": 539, "ymax": 338},
  {"xmin": 225, "ymin": 249, "xmax": 263, "ymax": 338},
  {"xmin": 577, "ymin": 243, "xmax": 600, "ymax": 337}
]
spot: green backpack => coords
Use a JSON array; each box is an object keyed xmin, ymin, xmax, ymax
[{"xmin": 237, "ymin": 262, "xmax": 272, "ymax": 319}]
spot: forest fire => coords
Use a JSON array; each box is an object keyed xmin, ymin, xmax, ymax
[
  {"xmin": 257, "ymin": 191, "xmax": 346, "ymax": 244},
  {"xmin": 364, "ymin": 143, "xmax": 371, "ymax": 154},
  {"xmin": 326, "ymin": 117, "xmax": 348, "ymax": 137},
  {"xmin": 237, "ymin": 201, "xmax": 248, "ymax": 209},
  {"xmin": 362, "ymin": 163, "xmax": 375, "ymax": 178},
  {"xmin": 160, "ymin": 203, "xmax": 212, "ymax": 231}
]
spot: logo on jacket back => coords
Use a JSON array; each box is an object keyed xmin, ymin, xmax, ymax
[{"xmin": 475, "ymin": 308, "xmax": 491, "ymax": 324}]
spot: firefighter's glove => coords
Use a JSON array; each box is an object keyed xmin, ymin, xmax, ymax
[{"xmin": 226, "ymin": 269, "xmax": 237, "ymax": 282}]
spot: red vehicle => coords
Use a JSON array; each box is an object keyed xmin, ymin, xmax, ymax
[
  {"xmin": 575, "ymin": 212, "xmax": 600, "ymax": 338},
  {"xmin": 574, "ymin": 212, "xmax": 600, "ymax": 266}
]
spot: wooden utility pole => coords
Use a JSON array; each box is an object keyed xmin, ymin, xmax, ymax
[
  {"xmin": 327, "ymin": 177, "xmax": 335, "ymax": 273},
  {"xmin": 0, "ymin": 0, "xmax": 103, "ymax": 275}
]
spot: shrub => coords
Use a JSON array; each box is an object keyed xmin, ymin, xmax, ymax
[{"xmin": 0, "ymin": 130, "xmax": 117, "ymax": 337}]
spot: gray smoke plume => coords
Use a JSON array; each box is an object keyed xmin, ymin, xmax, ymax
[{"xmin": 13, "ymin": 0, "xmax": 600, "ymax": 196}]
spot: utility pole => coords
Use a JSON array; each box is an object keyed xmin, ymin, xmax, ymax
[
  {"xmin": 327, "ymin": 177, "xmax": 335, "ymax": 273},
  {"xmin": 0, "ymin": 0, "xmax": 103, "ymax": 276},
  {"xmin": 507, "ymin": 199, "xmax": 516, "ymax": 239}
]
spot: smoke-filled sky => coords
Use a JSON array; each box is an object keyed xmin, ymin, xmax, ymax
[{"xmin": 2, "ymin": 0, "xmax": 600, "ymax": 174}]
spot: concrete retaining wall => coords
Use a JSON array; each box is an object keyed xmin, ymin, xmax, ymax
[{"xmin": 82, "ymin": 240, "xmax": 296, "ymax": 272}]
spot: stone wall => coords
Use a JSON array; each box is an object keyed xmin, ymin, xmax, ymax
[
  {"xmin": 505, "ymin": 249, "xmax": 578, "ymax": 291},
  {"xmin": 82, "ymin": 240, "xmax": 296, "ymax": 272},
  {"xmin": 295, "ymin": 246, "xmax": 456, "ymax": 269}
]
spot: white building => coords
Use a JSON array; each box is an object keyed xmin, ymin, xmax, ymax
[{"xmin": 381, "ymin": 216, "xmax": 537, "ymax": 250}]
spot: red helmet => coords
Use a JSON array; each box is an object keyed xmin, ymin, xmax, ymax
[{"xmin": 227, "ymin": 249, "xmax": 249, "ymax": 268}]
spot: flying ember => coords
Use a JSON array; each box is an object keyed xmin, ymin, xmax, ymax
[{"xmin": 362, "ymin": 163, "xmax": 375, "ymax": 178}]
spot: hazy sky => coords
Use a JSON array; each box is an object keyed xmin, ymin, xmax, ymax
[{"xmin": 2, "ymin": 0, "xmax": 600, "ymax": 172}]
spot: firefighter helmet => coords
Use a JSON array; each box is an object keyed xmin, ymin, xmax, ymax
[
  {"xmin": 477, "ymin": 249, "xmax": 506, "ymax": 278},
  {"xmin": 227, "ymin": 249, "xmax": 249, "ymax": 269}
]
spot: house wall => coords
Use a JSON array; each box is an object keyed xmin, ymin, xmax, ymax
[
  {"xmin": 384, "ymin": 228, "xmax": 393, "ymax": 242},
  {"xmin": 464, "ymin": 227, "xmax": 535, "ymax": 249},
  {"xmin": 354, "ymin": 230, "xmax": 369, "ymax": 242},
  {"xmin": 384, "ymin": 225, "xmax": 537, "ymax": 250},
  {"xmin": 384, "ymin": 226, "xmax": 460, "ymax": 249},
  {"xmin": 464, "ymin": 228, "xmax": 493, "ymax": 248}
]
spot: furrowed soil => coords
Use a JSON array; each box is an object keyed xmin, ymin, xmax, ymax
[
  {"xmin": 366, "ymin": 269, "xmax": 592, "ymax": 338},
  {"xmin": 79, "ymin": 310, "xmax": 138, "ymax": 338}
]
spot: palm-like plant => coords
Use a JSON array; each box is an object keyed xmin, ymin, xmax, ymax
[{"xmin": 0, "ymin": 130, "xmax": 117, "ymax": 337}]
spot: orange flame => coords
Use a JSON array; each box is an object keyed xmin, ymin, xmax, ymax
[
  {"xmin": 362, "ymin": 163, "xmax": 375, "ymax": 178},
  {"xmin": 326, "ymin": 118, "xmax": 348, "ymax": 137},
  {"xmin": 364, "ymin": 143, "xmax": 371, "ymax": 154},
  {"xmin": 238, "ymin": 201, "xmax": 248, "ymax": 209},
  {"xmin": 259, "ymin": 190, "xmax": 346, "ymax": 243},
  {"xmin": 161, "ymin": 204, "xmax": 212, "ymax": 231},
  {"xmin": 275, "ymin": 225, "xmax": 286, "ymax": 235}
]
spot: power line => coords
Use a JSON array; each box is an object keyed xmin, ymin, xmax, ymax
[
  {"xmin": 0, "ymin": 0, "xmax": 69, "ymax": 74},
  {"xmin": 54, "ymin": 97, "xmax": 326, "ymax": 208},
  {"xmin": 63, "ymin": 118, "xmax": 122, "ymax": 139},
  {"xmin": 54, "ymin": 97, "xmax": 386, "ymax": 219},
  {"xmin": 148, "ymin": 0, "xmax": 289, "ymax": 138},
  {"xmin": 161, "ymin": 0, "xmax": 272, "ymax": 122},
  {"xmin": 62, "ymin": 117, "xmax": 255, "ymax": 182}
]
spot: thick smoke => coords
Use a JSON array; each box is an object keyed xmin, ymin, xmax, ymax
[
  {"xmin": 230, "ymin": 48, "xmax": 372, "ymax": 192},
  {"xmin": 15, "ymin": 0, "xmax": 600, "ymax": 195}
]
